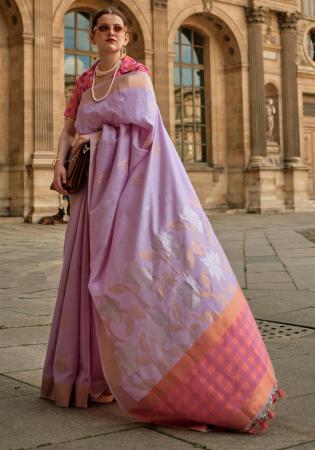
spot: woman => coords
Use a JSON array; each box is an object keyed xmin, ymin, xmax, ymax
[{"xmin": 41, "ymin": 7, "xmax": 284, "ymax": 433}]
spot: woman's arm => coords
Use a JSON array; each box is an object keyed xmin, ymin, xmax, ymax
[
  {"xmin": 52, "ymin": 118, "xmax": 91, "ymax": 195},
  {"xmin": 52, "ymin": 118, "xmax": 76, "ymax": 195}
]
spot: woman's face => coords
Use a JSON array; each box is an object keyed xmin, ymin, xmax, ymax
[{"xmin": 91, "ymin": 14, "xmax": 129, "ymax": 56}]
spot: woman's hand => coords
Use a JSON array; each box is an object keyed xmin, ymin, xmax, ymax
[
  {"xmin": 72, "ymin": 134, "xmax": 90, "ymax": 152},
  {"xmin": 52, "ymin": 161, "xmax": 68, "ymax": 196}
]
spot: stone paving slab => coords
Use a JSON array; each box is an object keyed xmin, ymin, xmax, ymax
[
  {"xmin": 245, "ymin": 246, "xmax": 276, "ymax": 257},
  {"xmin": 246, "ymin": 262, "xmax": 285, "ymax": 273},
  {"xmin": 0, "ymin": 325, "xmax": 49, "ymax": 347},
  {"xmin": 266, "ymin": 309, "xmax": 315, "ymax": 328},
  {"xmin": 246, "ymin": 255, "xmax": 281, "ymax": 263},
  {"xmin": 290, "ymin": 442, "xmax": 315, "ymax": 449},
  {"xmin": 266, "ymin": 340, "xmax": 315, "ymax": 397},
  {"xmin": 246, "ymin": 282, "xmax": 297, "ymax": 291},
  {"xmin": 0, "ymin": 309, "xmax": 51, "ymax": 328},
  {"xmin": 284, "ymin": 267, "xmax": 315, "ymax": 291},
  {"xmin": 6, "ymin": 368, "xmax": 43, "ymax": 388},
  {"xmin": 246, "ymin": 271, "xmax": 292, "ymax": 284},
  {"xmin": 280, "ymin": 256, "xmax": 315, "ymax": 267},
  {"xmin": 272, "ymin": 241, "xmax": 315, "ymax": 250},
  {"xmin": 276, "ymin": 248, "xmax": 315, "ymax": 258},
  {"xmin": 246, "ymin": 291, "xmax": 314, "ymax": 324},
  {"xmin": 0, "ymin": 343, "xmax": 46, "ymax": 373},
  {"xmin": 0, "ymin": 395, "xmax": 138, "ymax": 450},
  {"xmin": 41, "ymin": 427, "xmax": 197, "ymax": 450},
  {"xmin": 245, "ymin": 238, "xmax": 270, "ymax": 246},
  {"xmin": 0, "ymin": 375, "xmax": 39, "ymax": 400},
  {"xmin": 4, "ymin": 368, "xmax": 43, "ymax": 388},
  {"xmin": 245, "ymin": 290, "xmax": 314, "ymax": 304}
]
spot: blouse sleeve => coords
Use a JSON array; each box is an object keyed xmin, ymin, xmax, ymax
[
  {"xmin": 134, "ymin": 62, "xmax": 150, "ymax": 77},
  {"xmin": 64, "ymin": 78, "xmax": 83, "ymax": 121}
]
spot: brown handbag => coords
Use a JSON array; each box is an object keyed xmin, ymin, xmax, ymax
[{"xmin": 50, "ymin": 142, "xmax": 90, "ymax": 194}]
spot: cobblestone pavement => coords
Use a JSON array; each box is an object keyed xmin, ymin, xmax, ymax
[{"xmin": 0, "ymin": 213, "xmax": 315, "ymax": 450}]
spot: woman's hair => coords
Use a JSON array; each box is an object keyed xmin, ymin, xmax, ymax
[{"xmin": 92, "ymin": 7, "xmax": 128, "ymax": 31}]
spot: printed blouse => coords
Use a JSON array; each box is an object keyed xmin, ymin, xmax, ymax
[{"xmin": 64, "ymin": 55, "xmax": 149, "ymax": 121}]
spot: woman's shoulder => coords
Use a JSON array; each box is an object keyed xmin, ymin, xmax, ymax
[
  {"xmin": 74, "ymin": 61, "xmax": 97, "ymax": 91},
  {"xmin": 119, "ymin": 55, "xmax": 150, "ymax": 76}
]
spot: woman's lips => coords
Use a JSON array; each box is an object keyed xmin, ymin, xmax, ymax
[{"xmin": 106, "ymin": 38, "xmax": 116, "ymax": 42}]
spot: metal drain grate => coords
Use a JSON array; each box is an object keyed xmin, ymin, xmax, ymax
[{"xmin": 256, "ymin": 320, "xmax": 314, "ymax": 340}]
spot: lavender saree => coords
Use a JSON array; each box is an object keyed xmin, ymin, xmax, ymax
[{"xmin": 41, "ymin": 71, "xmax": 284, "ymax": 433}]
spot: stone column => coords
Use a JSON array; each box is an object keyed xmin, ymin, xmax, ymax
[
  {"xmin": 277, "ymin": 12, "xmax": 311, "ymax": 211},
  {"xmin": 277, "ymin": 12, "xmax": 301, "ymax": 163},
  {"xmin": 245, "ymin": 6, "xmax": 267, "ymax": 164},
  {"xmin": 33, "ymin": 0, "xmax": 53, "ymax": 155},
  {"xmin": 151, "ymin": 0, "xmax": 170, "ymax": 131},
  {"xmin": 244, "ymin": 6, "xmax": 282, "ymax": 213},
  {"xmin": 27, "ymin": 0, "xmax": 55, "ymax": 222}
]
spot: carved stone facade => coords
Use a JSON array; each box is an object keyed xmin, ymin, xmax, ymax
[{"xmin": 0, "ymin": 0, "xmax": 315, "ymax": 221}]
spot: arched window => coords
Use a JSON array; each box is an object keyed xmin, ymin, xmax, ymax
[
  {"xmin": 306, "ymin": 28, "xmax": 315, "ymax": 63},
  {"xmin": 64, "ymin": 10, "xmax": 98, "ymax": 94},
  {"xmin": 174, "ymin": 27, "xmax": 207, "ymax": 163}
]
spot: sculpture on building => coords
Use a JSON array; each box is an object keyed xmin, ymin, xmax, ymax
[{"xmin": 266, "ymin": 97, "xmax": 277, "ymax": 142}]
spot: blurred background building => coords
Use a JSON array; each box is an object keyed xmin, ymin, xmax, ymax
[{"xmin": 0, "ymin": 0, "xmax": 315, "ymax": 221}]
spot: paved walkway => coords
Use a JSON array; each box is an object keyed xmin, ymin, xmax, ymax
[{"xmin": 0, "ymin": 213, "xmax": 314, "ymax": 450}]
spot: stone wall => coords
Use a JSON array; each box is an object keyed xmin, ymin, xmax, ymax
[{"xmin": 0, "ymin": 0, "xmax": 314, "ymax": 221}]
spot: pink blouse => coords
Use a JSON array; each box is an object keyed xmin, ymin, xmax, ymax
[{"xmin": 64, "ymin": 55, "xmax": 150, "ymax": 120}]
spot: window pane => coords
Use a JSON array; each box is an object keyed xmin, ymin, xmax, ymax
[
  {"xmin": 200, "ymin": 126, "xmax": 207, "ymax": 144},
  {"xmin": 77, "ymin": 12, "xmax": 90, "ymax": 29},
  {"xmin": 175, "ymin": 127, "xmax": 182, "ymax": 146},
  {"xmin": 65, "ymin": 28, "xmax": 75, "ymax": 49},
  {"xmin": 77, "ymin": 29, "xmax": 90, "ymax": 51},
  {"xmin": 183, "ymin": 144, "xmax": 194, "ymax": 163},
  {"xmin": 201, "ymin": 144, "xmax": 207, "ymax": 162},
  {"xmin": 306, "ymin": 30, "xmax": 315, "ymax": 61},
  {"xmin": 195, "ymin": 143, "xmax": 207, "ymax": 163},
  {"xmin": 174, "ymin": 43, "xmax": 180, "ymax": 62},
  {"xmin": 184, "ymin": 105, "xmax": 193, "ymax": 119},
  {"xmin": 182, "ymin": 68, "xmax": 192, "ymax": 86},
  {"xmin": 175, "ymin": 29, "xmax": 179, "ymax": 43},
  {"xmin": 183, "ymin": 125, "xmax": 194, "ymax": 163},
  {"xmin": 174, "ymin": 67, "xmax": 180, "ymax": 87},
  {"xmin": 174, "ymin": 87, "xmax": 181, "ymax": 107},
  {"xmin": 195, "ymin": 128, "xmax": 207, "ymax": 161},
  {"xmin": 181, "ymin": 28, "xmax": 192, "ymax": 46},
  {"xmin": 183, "ymin": 87, "xmax": 193, "ymax": 107},
  {"xmin": 64, "ymin": 12, "xmax": 75, "ymax": 28},
  {"xmin": 77, "ymin": 55, "xmax": 90, "ymax": 74},
  {"xmin": 198, "ymin": 106, "xmax": 206, "ymax": 124},
  {"xmin": 193, "ymin": 31, "xmax": 204, "ymax": 46},
  {"xmin": 193, "ymin": 46, "xmax": 204, "ymax": 64},
  {"xmin": 182, "ymin": 45, "xmax": 192, "ymax": 64},
  {"xmin": 194, "ymin": 69, "xmax": 204, "ymax": 87},
  {"xmin": 176, "ymin": 104, "xmax": 182, "ymax": 121},
  {"xmin": 64, "ymin": 54, "xmax": 75, "ymax": 75},
  {"xmin": 196, "ymin": 88, "xmax": 206, "ymax": 106}
]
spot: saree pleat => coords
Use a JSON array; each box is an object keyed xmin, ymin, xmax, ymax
[{"xmin": 41, "ymin": 181, "xmax": 110, "ymax": 407}]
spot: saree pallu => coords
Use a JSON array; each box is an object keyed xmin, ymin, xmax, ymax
[{"xmin": 41, "ymin": 71, "xmax": 284, "ymax": 433}]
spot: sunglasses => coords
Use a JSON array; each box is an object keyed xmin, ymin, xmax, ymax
[{"xmin": 93, "ymin": 24, "xmax": 126, "ymax": 34}]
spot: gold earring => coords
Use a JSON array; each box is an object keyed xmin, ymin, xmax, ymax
[{"xmin": 120, "ymin": 45, "xmax": 127, "ymax": 58}]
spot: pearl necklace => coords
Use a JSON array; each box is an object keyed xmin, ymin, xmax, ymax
[
  {"xmin": 95, "ymin": 59, "xmax": 121, "ymax": 77},
  {"xmin": 91, "ymin": 60, "xmax": 122, "ymax": 102}
]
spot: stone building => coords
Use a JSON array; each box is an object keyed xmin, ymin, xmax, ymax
[{"xmin": 0, "ymin": 0, "xmax": 315, "ymax": 221}]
